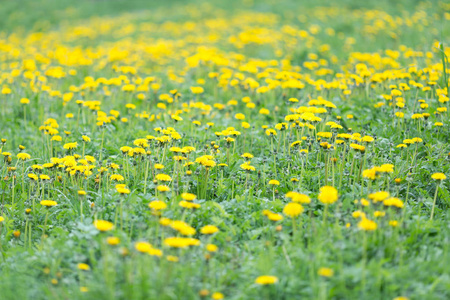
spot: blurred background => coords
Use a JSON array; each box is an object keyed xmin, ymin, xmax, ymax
[{"xmin": 0, "ymin": 0, "xmax": 440, "ymax": 33}]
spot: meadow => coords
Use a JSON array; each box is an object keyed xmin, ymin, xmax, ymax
[{"xmin": 0, "ymin": 0, "xmax": 449, "ymax": 299}]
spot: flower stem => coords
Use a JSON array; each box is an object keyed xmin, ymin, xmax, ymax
[{"xmin": 430, "ymin": 183, "xmax": 439, "ymax": 220}]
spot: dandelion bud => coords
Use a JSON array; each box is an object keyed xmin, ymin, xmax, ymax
[{"xmin": 120, "ymin": 247, "xmax": 129, "ymax": 257}]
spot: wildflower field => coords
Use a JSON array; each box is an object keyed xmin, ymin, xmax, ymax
[{"xmin": 0, "ymin": 0, "xmax": 449, "ymax": 299}]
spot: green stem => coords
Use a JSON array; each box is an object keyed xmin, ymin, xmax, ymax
[{"xmin": 430, "ymin": 184, "xmax": 439, "ymax": 220}]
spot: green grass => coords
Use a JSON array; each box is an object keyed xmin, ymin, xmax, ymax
[{"xmin": 0, "ymin": 0, "xmax": 449, "ymax": 299}]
